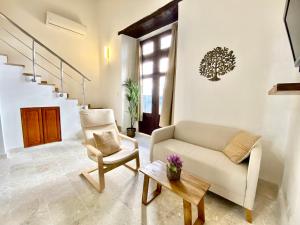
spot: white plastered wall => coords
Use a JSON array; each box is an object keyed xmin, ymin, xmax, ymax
[
  {"xmin": 0, "ymin": 108, "xmax": 6, "ymax": 156},
  {"xmin": 0, "ymin": 0, "xmax": 101, "ymax": 107},
  {"xmin": 0, "ymin": 64, "xmax": 82, "ymax": 151},
  {"xmin": 120, "ymin": 35, "xmax": 138, "ymax": 132},
  {"xmin": 174, "ymin": 0, "xmax": 300, "ymax": 185},
  {"xmin": 95, "ymin": 0, "xmax": 171, "ymax": 126}
]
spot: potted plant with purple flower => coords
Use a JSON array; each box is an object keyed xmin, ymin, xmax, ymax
[{"xmin": 166, "ymin": 154, "xmax": 183, "ymax": 181}]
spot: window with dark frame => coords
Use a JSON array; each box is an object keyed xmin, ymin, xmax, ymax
[{"xmin": 141, "ymin": 30, "xmax": 172, "ymax": 116}]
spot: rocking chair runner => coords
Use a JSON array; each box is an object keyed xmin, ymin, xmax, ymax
[{"xmin": 79, "ymin": 109, "xmax": 140, "ymax": 192}]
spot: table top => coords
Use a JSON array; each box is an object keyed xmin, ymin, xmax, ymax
[{"xmin": 140, "ymin": 160, "xmax": 210, "ymax": 205}]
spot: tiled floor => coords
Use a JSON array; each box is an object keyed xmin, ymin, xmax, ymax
[{"xmin": 0, "ymin": 134, "xmax": 280, "ymax": 225}]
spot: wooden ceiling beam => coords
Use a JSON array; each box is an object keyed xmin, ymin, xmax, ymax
[{"xmin": 118, "ymin": 0, "xmax": 182, "ymax": 38}]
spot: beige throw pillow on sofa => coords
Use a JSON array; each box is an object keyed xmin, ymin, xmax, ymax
[
  {"xmin": 93, "ymin": 130, "xmax": 121, "ymax": 156},
  {"xmin": 223, "ymin": 131, "xmax": 260, "ymax": 164}
]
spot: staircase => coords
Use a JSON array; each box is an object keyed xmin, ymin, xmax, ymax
[
  {"xmin": 0, "ymin": 12, "xmax": 90, "ymax": 151},
  {"xmin": 0, "ymin": 12, "xmax": 90, "ymax": 108},
  {"xmin": 0, "ymin": 53, "xmax": 78, "ymax": 104},
  {"xmin": 0, "ymin": 54, "xmax": 77, "ymax": 104}
]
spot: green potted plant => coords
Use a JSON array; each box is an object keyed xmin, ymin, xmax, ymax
[{"xmin": 123, "ymin": 78, "xmax": 140, "ymax": 138}]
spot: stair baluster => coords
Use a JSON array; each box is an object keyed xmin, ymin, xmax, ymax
[
  {"xmin": 0, "ymin": 12, "xmax": 91, "ymax": 107},
  {"xmin": 32, "ymin": 40, "xmax": 37, "ymax": 82},
  {"xmin": 82, "ymin": 77, "xmax": 86, "ymax": 109},
  {"xmin": 60, "ymin": 60, "xmax": 64, "ymax": 97}
]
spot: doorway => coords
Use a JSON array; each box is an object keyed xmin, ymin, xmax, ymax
[{"xmin": 139, "ymin": 30, "xmax": 172, "ymax": 135}]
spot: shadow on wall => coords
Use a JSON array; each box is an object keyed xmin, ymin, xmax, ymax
[
  {"xmin": 280, "ymin": 98, "xmax": 300, "ymax": 223},
  {"xmin": 261, "ymin": 138, "xmax": 284, "ymax": 185},
  {"xmin": 18, "ymin": 0, "xmax": 83, "ymax": 25}
]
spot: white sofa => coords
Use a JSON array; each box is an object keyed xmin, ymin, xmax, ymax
[{"xmin": 150, "ymin": 121, "xmax": 262, "ymax": 223}]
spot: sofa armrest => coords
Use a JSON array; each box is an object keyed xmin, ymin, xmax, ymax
[
  {"xmin": 244, "ymin": 141, "xmax": 262, "ymax": 210},
  {"xmin": 150, "ymin": 125, "xmax": 175, "ymax": 161}
]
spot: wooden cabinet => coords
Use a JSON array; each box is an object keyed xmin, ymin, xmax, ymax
[
  {"xmin": 21, "ymin": 108, "xmax": 44, "ymax": 147},
  {"xmin": 42, "ymin": 107, "xmax": 62, "ymax": 144},
  {"xmin": 21, "ymin": 107, "xmax": 61, "ymax": 148}
]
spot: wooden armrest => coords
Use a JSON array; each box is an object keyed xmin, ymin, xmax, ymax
[
  {"xmin": 118, "ymin": 133, "xmax": 139, "ymax": 149},
  {"xmin": 86, "ymin": 144, "xmax": 103, "ymax": 161}
]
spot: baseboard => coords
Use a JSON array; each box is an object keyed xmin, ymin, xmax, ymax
[
  {"xmin": 0, "ymin": 153, "xmax": 7, "ymax": 159},
  {"xmin": 137, "ymin": 132, "xmax": 151, "ymax": 137},
  {"xmin": 278, "ymin": 188, "xmax": 288, "ymax": 225}
]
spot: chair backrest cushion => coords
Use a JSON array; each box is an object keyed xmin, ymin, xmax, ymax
[
  {"xmin": 80, "ymin": 109, "xmax": 115, "ymax": 128},
  {"xmin": 174, "ymin": 121, "xmax": 240, "ymax": 151},
  {"xmin": 80, "ymin": 109, "xmax": 119, "ymax": 146}
]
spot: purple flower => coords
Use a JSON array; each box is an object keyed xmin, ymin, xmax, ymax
[{"xmin": 167, "ymin": 154, "xmax": 183, "ymax": 169}]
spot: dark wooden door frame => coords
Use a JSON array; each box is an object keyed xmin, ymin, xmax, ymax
[
  {"xmin": 118, "ymin": 0, "xmax": 182, "ymax": 38},
  {"xmin": 139, "ymin": 30, "xmax": 172, "ymax": 135}
]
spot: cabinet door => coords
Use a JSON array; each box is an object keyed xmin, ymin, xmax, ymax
[
  {"xmin": 21, "ymin": 108, "xmax": 44, "ymax": 148},
  {"xmin": 42, "ymin": 107, "xmax": 62, "ymax": 144}
]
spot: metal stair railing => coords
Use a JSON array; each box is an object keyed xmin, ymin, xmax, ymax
[{"xmin": 0, "ymin": 12, "xmax": 91, "ymax": 106}]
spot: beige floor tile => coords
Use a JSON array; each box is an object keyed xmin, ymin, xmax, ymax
[{"xmin": 0, "ymin": 135, "xmax": 279, "ymax": 225}]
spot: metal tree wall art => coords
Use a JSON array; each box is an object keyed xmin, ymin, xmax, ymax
[{"xmin": 199, "ymin": 47, "xmax": 236, "ymax": 81}]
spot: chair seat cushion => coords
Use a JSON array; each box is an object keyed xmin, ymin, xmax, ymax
[
  {"xmin": 152, "ymin": 139, "xmax": 248, "ymax": 196},
  {"xmin": 103, "ymin": 147, "xmax": 138, "ymax": 164},
  {"xmin": 89, "ymin": 146, "xmax": 138, "ymax": 165}
]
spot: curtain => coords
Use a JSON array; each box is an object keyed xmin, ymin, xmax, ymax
[
  {"xmin": 159, "ymin": 23, "xmax": 178, "ymax": 127},
  {"xmin": 133, "ymin": 40, "xmax": 143, "ymax": 121}
]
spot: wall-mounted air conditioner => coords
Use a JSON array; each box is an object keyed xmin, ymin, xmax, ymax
[{"xmin": 46, "ymin": 11, "xmax": 86, "ymax": 36}]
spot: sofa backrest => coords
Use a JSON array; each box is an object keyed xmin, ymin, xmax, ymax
[{"xmin": 174, "ymin": 121, "xmax": 240, "ymax": 151}]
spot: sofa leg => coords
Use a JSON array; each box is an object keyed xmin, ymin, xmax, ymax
[{"xmin": 245, "ymin": 209, "xmax": 253, "ymax": 223}]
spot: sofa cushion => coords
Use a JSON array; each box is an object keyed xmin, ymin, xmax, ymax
[
  {"xmin": 174, "ymin": 121, "xmax": 240, "ymax": 151},
  {"xmin": 152, "ymin": 139, "xmax": 248, "ymax": 196},
  {"xmin": 223, "ymin": 131, "xmax": 261, "ymax": 164}
]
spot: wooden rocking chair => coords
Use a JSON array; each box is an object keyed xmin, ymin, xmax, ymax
[{"xmin": 79, "ymin": 109, "xmax": 140, "ymax": 192}]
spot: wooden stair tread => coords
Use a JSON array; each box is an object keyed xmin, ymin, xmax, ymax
[
  {"xmin": 2, "ymin": 58, "xmax": 81, "ymax": 104},
  {"xmin": 55, "ymin": 92, "xmax": 69, "ymax": 97},
  {"xmin": 4, "ymin": 63, "xmax": 25, "ymax": 67},
  {"xmin": 23, "ymin": 73, "xmax": 42, "ymax": 77},
  {"xmin": 39, "ymin": 83, "xmax": 56, "ymax": 86}
]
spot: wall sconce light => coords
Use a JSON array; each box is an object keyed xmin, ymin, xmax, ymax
[{"xmin": 104, "ymin": 46, "xmax": 110, "ymax": 63}]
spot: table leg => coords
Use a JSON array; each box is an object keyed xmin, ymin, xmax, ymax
[
  {"xmin": 156, "ymin": 183, "xmax": 162, "ymax": 193},
  {"xmin": 183, "ymin": 199, "xmax": 192, "ymax": 225},
  {"xmin": 183, "ymin": 198, "xmax": 205, "ymax": 225},
  {"xmin": 197, "ymin": 197, "xmax": 205, "ymax": 224},
  {"xmin": 142, "ymin": 175, "xmax": 162, "ymax": 205},
  {"xmin": 142, "ymin": 175, "xmax": 150, "ymax": 205}
]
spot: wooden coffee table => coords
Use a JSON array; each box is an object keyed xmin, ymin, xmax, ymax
[{"xmin": 140, "ymin": 160, "xmax": 210, "ymax": 225}]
